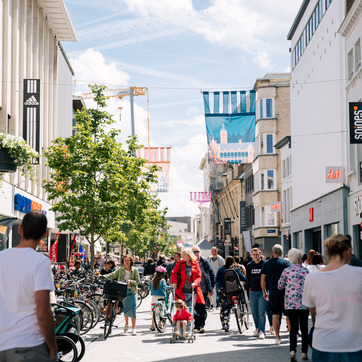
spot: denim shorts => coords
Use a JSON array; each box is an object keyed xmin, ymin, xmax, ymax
[{"xmin": 0, "ymin": 343, "xmax": 57, "ymax": 362}]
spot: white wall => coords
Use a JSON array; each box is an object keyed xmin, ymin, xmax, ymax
[{"xmin": 290, "ymin": 0, "xmax": 346, "ymax": 208}]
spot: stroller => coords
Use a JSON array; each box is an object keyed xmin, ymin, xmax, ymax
[{"xmin": 169, "ymin": 292, "xmax": 196, "ymax": 344}]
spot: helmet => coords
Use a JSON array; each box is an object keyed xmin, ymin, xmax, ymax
[{"xmin": 156, "ymin": 266, "xmax": 167, "ymax": 273}]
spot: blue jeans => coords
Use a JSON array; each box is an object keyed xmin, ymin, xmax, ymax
[
  {"xmin": 312, "ymin": 349, "xmax": 362, "ymax": 362},
  {"xmin": 249, "ymin": 290, "xmax": 268, "ymax": 333}
]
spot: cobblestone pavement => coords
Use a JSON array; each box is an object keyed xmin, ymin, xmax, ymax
[{"xmin": 81, "ymin": 295, "xmax": 309, "ymax": 362}]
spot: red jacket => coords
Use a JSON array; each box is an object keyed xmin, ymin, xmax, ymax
[
  {"xmin": 173, "ymin": 308, "xmax": 193, "ymax": 322},
  {"xmin": 170, "ymin": 260, "xmax": 205, "ymax": 305}
]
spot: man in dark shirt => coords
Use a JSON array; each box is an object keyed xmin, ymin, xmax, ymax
[
  {"xmin": 246, "ymin": 247, "xmax": 268, "ymax": 340},
  {"xmin": 261, "ymin": 244, "xmax": 290, "ymax": 345}
]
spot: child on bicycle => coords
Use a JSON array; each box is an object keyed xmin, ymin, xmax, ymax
[
  {"xmin": 173, "ymin": 299, "xmax": 193, "ymax": 337},
  {"xmin": 149, "ymin": 265, "xmax": 173, "ymax": 331}
]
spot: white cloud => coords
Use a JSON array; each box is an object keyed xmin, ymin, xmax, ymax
[{"xmin": 70, "ymin": 49, "xmax": 130, "ymax": 88}]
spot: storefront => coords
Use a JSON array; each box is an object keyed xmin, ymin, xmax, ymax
[
  {"xmin": 291, "ymin": 186, "xmax": 348, "ymax": 255},
  {"xmin": 0, "ymin": 183, "xmax": 55, "ymax": 250}
]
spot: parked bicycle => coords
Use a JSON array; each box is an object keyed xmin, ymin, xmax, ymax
[{"xmin": 152, "ymin": 288, "xmax": 175, "ymax": 333}]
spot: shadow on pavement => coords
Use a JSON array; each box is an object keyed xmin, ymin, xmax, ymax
[{"xmin": 155, "ymin": 345, "xmax": 291, "ymax": 362}]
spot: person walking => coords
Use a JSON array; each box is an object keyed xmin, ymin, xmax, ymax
[
  {"xmin": 107, "ymin": 255, "xmax": 140, "ymax": 336},
  {"xmin": 246, "ymin": 247, "xmax": 269, "ymax": 340},
  {"xmin": 0, "ymin": 210, "xmax": 57, "ymax": 362},
  {"xmin": 216, "ymin": 256, "xmax": 247, "ymax": 332},
  {"xmin": 170, "ymin": 248, "xmax": 205, "ymax": 308},
  {"xmin": 302, "ymin": 234, "xmax": 362, "ymax": 362},
  {"xmin": 166, "ymin": 252, "xmax": 181, "ymax": 277},
  {"xmin": 191, "ymin": 246, "xmax": 215, "ymax": 333},
  {"xmin": 278, "ymin": 248, "xmax": 310, "ymax": 362},
  {"xmin": 261, "ymin": 244, "xmax": 290, "ymax": 345},
  {"xmin": 208, "ymin": 247, "xmax": 224, "ymax": 308}
]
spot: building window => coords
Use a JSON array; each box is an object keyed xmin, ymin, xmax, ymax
[
  {"xmin": 355, "ymin": 38, "xmax": 361, "ymax": 73},
  {"xmin": 261, "ymin": 205, "xmax": 277, "ymax": 226},
  {"xmin": 260, "ymin": 170, "xmax": 276, "ymax": 191},
  {"xmin": 325, "ymin": 222, "xmax": 340, "ymax": 238},
  {"xmin": 348, "ymin": 49, "xmax": 354, "ymax": 81},
  {"xmin": 325, "ymin": 0, "xmax": 333, "ymax": 10},
  {"xmin": 257, "ymin": 98, "xmax": 274, "ymax": 119}
]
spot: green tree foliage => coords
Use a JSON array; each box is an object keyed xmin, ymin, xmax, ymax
[{"xmin": 43, "ymin": 84, "xmax": 166, "ymax": 270}]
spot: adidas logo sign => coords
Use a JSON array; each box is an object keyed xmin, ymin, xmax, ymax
[{"xmin": 24, "ymin": 95, "xmax": 39, "ymax": 106}]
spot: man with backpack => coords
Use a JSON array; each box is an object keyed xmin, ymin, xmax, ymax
[
  {"xmin": 246, "ymin": 247, "xmax": 268, "ymax": 340},
  {"xmin": 192, "ymin": 246, "xmax": 215, "ymax": 333}
]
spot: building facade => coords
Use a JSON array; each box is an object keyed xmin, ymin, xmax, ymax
[
  {"xmin": 339, "ymin": 0, "xmax": 362, "ymax": 257},
  {"xmin": 288, "ymin": 0, "xmax": 349, "ymax": 254},
  {"xmin": 252, "ymin": 73, "xmax": 291, "ymax": 256},
  {"xmin": 0, "ymin": 0, "xmax": 76, "ymax": 251}
]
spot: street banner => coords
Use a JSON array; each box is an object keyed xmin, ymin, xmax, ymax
[
  {"xmin": 23, "ymin": 79, "xmax": 40, "ymax": 154},
  {"xmin": 349, "ymin": 102, "xmax": 362, "ymax": 144},
  {"xmin": 50, "ymin": 231, "xmax": 60, "ymax": 263},
  {"xmin": 203, "ymin": 90, "xmax": 256, "ymax": 164},
  {"xmin": 242, "ymin": 231, "xmax": 252, "ymax": 253},
  {"xmin": 68, "ymin": 234, "xmax": 77, "ymax": 268},
  {"xmin": 137, "ymin": 147, "xmax": 171, "ymax": 192},
  {"xmin": 190, "ymin": 191, "xmax": 212, "ymax": 203},
  {"xmin": 224, "ymin": 218, "xmax": 231, "ymax": 245},
  {"xmin": 79, "ymin": 244, "xmax": 85, "ymax": 260},
  {"xmin": 240, "ymin": 201, "xmax": 246, "ymax": 232}
]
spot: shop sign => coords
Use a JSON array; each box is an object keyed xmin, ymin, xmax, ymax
[
  {"xmin": 309, "ymin": 208, "xmax": 314, "ymax": 222},
  {"xmin": 349, "ymin": 102, "xmax": 362, "ymax": 144},
  {"xmin": 325, "ymin": 167, "xmax": 344, "ymax": 183},
  {"xmin": 14, "ymin": 193, "xmax": 45, "ymax": 214},
  {"xmin": 270, "ymin": 202, "xmax": 281, "ymax": 211},
  {"xmin": 267, "ymin": 230, "xmax": 276, "ymax": 234}
]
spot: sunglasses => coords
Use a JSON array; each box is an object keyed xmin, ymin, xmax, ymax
[{"xmin": 193, "ymin": 251, "xmax": 200, "ymax": 254}]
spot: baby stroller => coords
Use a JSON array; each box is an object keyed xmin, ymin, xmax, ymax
[{"xmin": 170, "ymin": 292, "xmax": 196, "ymax": 344}]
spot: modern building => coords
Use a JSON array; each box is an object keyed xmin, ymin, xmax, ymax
[
  {"xmin": 288, "ymin": 0, "xmax": 349, "ymax": 253},
  {"xmin": 252, "ymin": 73, "xmax": 291, "ymax": 256},
  {"xmin": 0, "ymin": 0, "xmax": 76, "ymax": 251},
  {"xmin": 338, "ymin": 0, "xmax": 362, "ymax": 257}
]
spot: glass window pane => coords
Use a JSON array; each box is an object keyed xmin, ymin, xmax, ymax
[
  {"xmin": 266, "ymin": 134, "xmax": 273, "ymax": 153},
  {"xmin": 266, "ymin": 99, "xmax": 273, "ymax": 117}
]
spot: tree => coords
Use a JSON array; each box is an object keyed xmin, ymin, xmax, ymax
[{"xmin": 43, "ymin": 84, "xmax": 166, "ymax": 271}]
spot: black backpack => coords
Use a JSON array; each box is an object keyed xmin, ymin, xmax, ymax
[{"xmin": 224, "ymin": 268, "xmax": 244, "ymax": 295}]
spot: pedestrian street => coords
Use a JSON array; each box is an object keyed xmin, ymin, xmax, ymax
[{"xmin": 81, "ymin": 294, "xmax": 296, "ymax": 362}]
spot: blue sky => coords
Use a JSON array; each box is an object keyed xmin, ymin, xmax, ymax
[{"xmin": 63, "ymin": 0, "xmax": 303, "ymax": 217}]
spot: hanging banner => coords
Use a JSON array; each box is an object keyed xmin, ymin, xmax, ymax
[
  {"xmin": 190, "ymin": 191, "xmax": 212, "ymax": 203},
  {"xmin": 203, "ymin": 90, "xmax": 256, "ymax": 164},
  {"xmin": 68, "ymin": 234, "xmax": 77, "ymax": 268},
  {"xmin": 50, "ymin": 231, "xmax": 60, "ymax": 263},
  {"xmin": 349, "ymin": 102, "xmax": 362, "ymax": 144},
  {"xmin": 137, "ymin": 147, "xmax": 171, "ymax": 192}
]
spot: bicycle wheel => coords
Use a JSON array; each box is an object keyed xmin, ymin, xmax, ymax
[
  {"xmin": 56, "ymin": 335, "xmax": 78, "ymax": 362},
  {"xmin": 136, "ymin": 293, "xmax": 142, "ymax": 308},
  {"xmin": 64, "ymin": 333, "xmax": 85, "ymax": 362},
  {"xmin": 138, "ymin": 283, "xmax": 149, "ymax": 299},
  {"xmin": 75, "ymin": 301, "xmax": 94, "ymax": 335},
  {"xmin": 87, "ymin": 299, "xmax": 100, "ymax": 327},
  {"xmin": 234, "ymin": 301, "xmax": 243, "ymax": 334},
  {"xmin": 90, "ymin": 293, "xmax": 105, "ymax": 321},
  {"xmin": 103, "ymin": 301, "xmax": 115, "ymax": 340},
  {"xmin": 241, "ymin": 302, "xmax": 250, "ymax": 330},
  {"xmin": 153, "ymin": 304, "xmax": 167, "ymax": 333}
]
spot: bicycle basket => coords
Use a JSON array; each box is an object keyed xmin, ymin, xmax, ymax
[{"xmin": 104, "ymin": 280, "xmax": 128, "ymax": 299}]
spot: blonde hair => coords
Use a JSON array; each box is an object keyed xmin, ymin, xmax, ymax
[
  {"xmin": 181, "ymin": 247, "xmax": 197, "ymax": 262},
  {"xmin": 174, "ymin": 299, "xmax": 187, "ymax": 310},
  {"xmin": 324, "ymin": 234, "xmax": 351, "ymax": 258}
]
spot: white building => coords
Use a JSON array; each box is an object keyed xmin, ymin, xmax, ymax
[
  {"xmin": 0, "ymin": 0, "xmax": 76, "ymax": 252},
  {"xmin": 339, "ymin": 0, "xmax": 362, "ymax": 257},
  {"xmin": 288, "ymin": 0, "xmax": 349, "ymax": 253}
]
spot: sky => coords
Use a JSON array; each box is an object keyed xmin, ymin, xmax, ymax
[{"xmin": 62, "ymin": 0, "xmax": 303, "ymax": 217}]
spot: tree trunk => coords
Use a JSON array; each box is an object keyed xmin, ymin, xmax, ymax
[{"xmin": 90, "ymin": 232, "xmax": 95, "ymax": 273}]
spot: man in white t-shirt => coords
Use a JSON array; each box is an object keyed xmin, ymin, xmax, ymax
[
  {"xmin": 0, "ymin": 211, "xmax": 56, "ymax": 362},
  {"xmin": 207, "ymin": 247, "xmax": 224, "ymax": 308}
]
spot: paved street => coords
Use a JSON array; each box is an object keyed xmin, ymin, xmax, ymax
[{"xmin": 81, "ymin": 295, "xmax": 308, "ymax": 362}]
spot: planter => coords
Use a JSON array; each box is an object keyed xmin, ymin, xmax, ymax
[{"xmin": 0, "ymin": 148, "xmax": 17, "ymax": 173}]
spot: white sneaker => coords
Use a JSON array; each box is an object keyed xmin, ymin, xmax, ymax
[
  {"xmin": 301, "ymin": 353, "xmax": 308, "ymax": 360},
  {"xmin": 124, "ymin": 325, "xmax": 128, "ymax": 333},
  {"xmin": 259, "ymin": 331, "xmax": 265, "ymax": 339},
  {"xmin": 290, "ymin": 351, "xmax": 297, "ymax": 362},
  {"xmin": 275, "ymin": 338, "xmax": 281, "ymax": 345},
  {"xmin": 252, "ymin": 329, "xmax": 259, "ymax": 337},
  {"xmin": 132, "ymin": 329, "xmax": 137, "ymax": 336}
]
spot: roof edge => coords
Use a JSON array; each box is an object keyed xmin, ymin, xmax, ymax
[{"xmin": 287, "ymin": 0, "xmax": 310, "ymax": 40}]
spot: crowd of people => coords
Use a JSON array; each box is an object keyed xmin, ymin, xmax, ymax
[{"xmin": 0, "ymin": 210, "xmax": 361, "ymax": 362}]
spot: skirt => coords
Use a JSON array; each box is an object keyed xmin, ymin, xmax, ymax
[{"xmin": 123, "ymin": 289, "xmax": 137, "ymax": 318}]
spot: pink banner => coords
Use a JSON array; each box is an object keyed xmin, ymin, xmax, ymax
[
  {"xmin": 190, "ymin": 191, "xmax": 212, "ymax": 203},
  {"xmin": 50, "ymin": 232, "xmax": 60, "ymax": 263}
]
